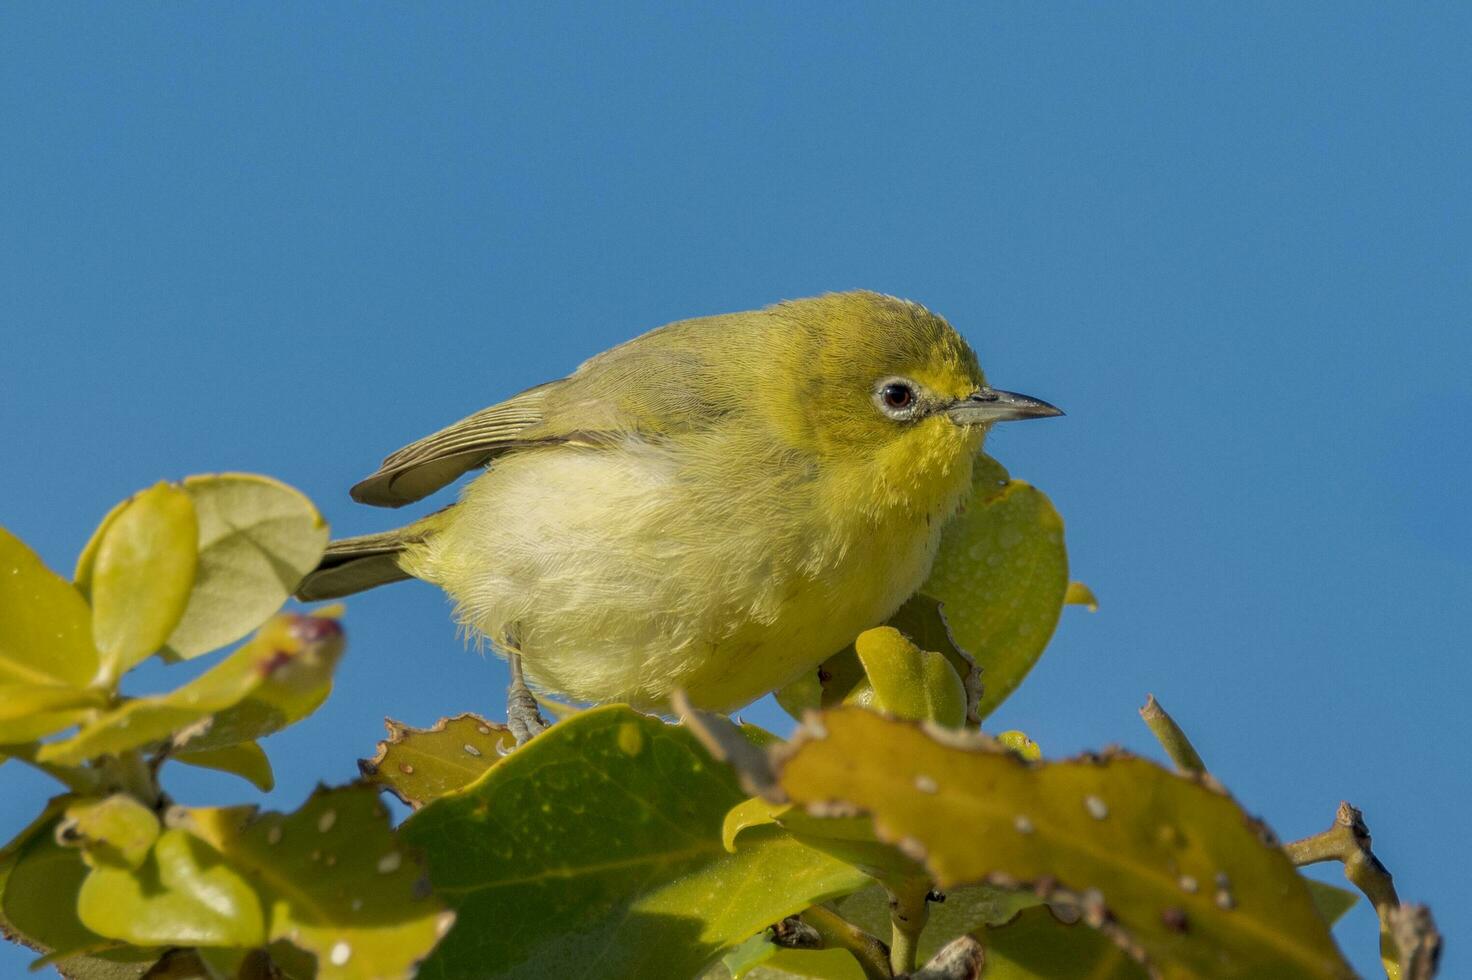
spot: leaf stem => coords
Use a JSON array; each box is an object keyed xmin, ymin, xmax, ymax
[
  {"xmin": 886, "ymin": 879, "xmax": 931, "ymax": 977},
  {"xmin": 1138, "ymin": 694, "xmax": 1206, "ymax": 773},
  {"xmin": 800, "ymin": 905, "xmax": 892, "ymax": 980}
]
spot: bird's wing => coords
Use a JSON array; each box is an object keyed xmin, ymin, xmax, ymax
[
  {"xmin": 350, "ymin": 383, "xmax": 562, "ymax": 507},
  {"xmin": 351, "ymin": 308, "xmax": 768, "ymax": 508}
]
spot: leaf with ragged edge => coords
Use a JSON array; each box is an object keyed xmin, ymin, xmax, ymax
[
  {"xmin": 183, "ymin": 785, "xmax": 453, "ymax": 980},
  {"xmin": 83, "ymin": 482, "xmax": 199, "ymax": 683},
  {"xmin": 174, "ymin": 740, "xmax": 275, "ymax": 792},
  {"xmin": 978, "ymin": 906, "xmax": 1149, "ymax": 979},
  {"xmin": 0, "ymin": 526, "xmax": 99, "ymax": 691},
  {"xmin": 159, "ymin": 474, "xmax": 329, "ymax": 661},
  {"xmin": 776, "ymin": 709, "xmax": 1355, "ymax": 979},
  {"xmin": 78, "ymin": 828, "xmax": 265, "ymax": 949},
  {"xmin": 917, "ymin": 455, "xmax": 1069, "ymax": 721},
  {"xmin": 401, "ymin": 705, "xmax": 870, "ymax": 980},
  {"xmin": 39, "ymin": 612, "xmax": 343, "ymax": 765},
  {"xmin": 58, "ymin": 795, "xmax": 161, "ymax": 869},
  {"xmin": 358, "ymin": 713, "xmax": 513, "ymax": 809}
]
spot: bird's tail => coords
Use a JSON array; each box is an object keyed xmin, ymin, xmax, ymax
[{"xmin": 295, "ymin": 511, "xmax": 443, "ymax": 601}]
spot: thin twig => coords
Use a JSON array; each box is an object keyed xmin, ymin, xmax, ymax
[
  {"xmin": 1285, "ymin": 802, "xmax": 1441, "ymax": 978},
  {"xmin": 1138, "ymin": 694, "xmax": 1206, "ymax": 773}
]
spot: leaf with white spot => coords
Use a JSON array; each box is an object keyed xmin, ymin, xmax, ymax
[
  {"xmin": 358, "ymin": 713, "xmax": 514, "ymax": 809},
  {"xmin": 182, "ymin": 785, "xmax": 451, "ymax": 980}
]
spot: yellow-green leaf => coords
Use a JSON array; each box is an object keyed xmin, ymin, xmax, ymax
[
  {"xmin": 39, "ymin": 612, "xmax": 344, "ymax": 765},
  {"xmin": 402, "ymin": 705, "xmax": 869, "ymax": 980},
  {"xmin": 919, "ymin": 455, "xmax": 1069, "ymax": 720},
  {"xmin": 978, "ymin": 906, "xmax": 1148, "ymax": 979},
  {"xmin": 1065, "ymin": 580, "xmax": 1099, "ymax": 612},
  {"xmin": 1306, "ymin": 879, "xmax": 1359, "ymax": 926},
  {"xmin": 998, "ymin": 730, "xmax": 1042, "ymax": 762},
  {"xmin": 0, "ymin": 683, "xmax": 106, "ymax": 744},
  {"xmin": 78, "ymin": 828, "xmax": 265, "ymax": 948},
  {"xmin": 161, "ymin": 474, "xmax": 329, "ymax": 660},
  {"xmin": 2, "ymin": 826, "xmax": 109, "ymax": 958},
  {"xmin": 173, "ymin": 740, "xmax": 275, "ymax": 792},
  {"xmin": 357, "ymin": 712, "xmax": 513, "ymax": 809},
  {"xmin": 0, "ymin": 526, "xmax": 99, "ymax": 689},
  {"xmin": 58, "ymin": 795, "xmax": 161, "ymax": 869},
  {"xmin": 87, "ymin": 483, "xmax": 199, "ymax": 682},
  {"xmin": 777, "ymin": 708, "xmax": 1354, "ymax": 979},
  {"xmin": 183, "ymin": 786, "xmax": 452, "ymax": 980},
  {"xmin": 851, "ymin": 627, "xmax": 967, "ymax": 728}
]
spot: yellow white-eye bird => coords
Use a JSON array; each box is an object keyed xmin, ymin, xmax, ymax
[{"xmin": 296, "ymin": 291, "xmax": 1060, "ymax": 740}]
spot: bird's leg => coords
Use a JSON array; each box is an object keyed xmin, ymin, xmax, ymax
[{"xmin": 506, "ymin": 651, "xmax": 549, "ymax": 745}]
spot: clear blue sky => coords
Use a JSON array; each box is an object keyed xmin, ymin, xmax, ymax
[{"xmin": 3, "ymin": 5, "xmax": 1467, "ymax": 976}]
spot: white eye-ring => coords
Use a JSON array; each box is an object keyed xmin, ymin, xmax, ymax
[{"xmin": 874, "ymin": 377, "xmax": 921, "ymax": 419}]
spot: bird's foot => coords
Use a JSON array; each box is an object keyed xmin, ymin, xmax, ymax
[{"xmin": 507, "ymin": 654, "xmax": 549, "ymax": 745}]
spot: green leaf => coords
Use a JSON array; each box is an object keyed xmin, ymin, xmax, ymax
[
  {"xmin": 160, "ymin": 474, "xmax": 329, "ymax": 661},
  {"xmin": 86, "ymin": 482, "xmax": 199, "ymax": 683},
  {"xmin": 358, "ymin": 713, "xmax": 513, "ymax": 809},
  {"xmin": 173, "ymin": 740, "xmax": 275, "ymax": 792},
  {"xmin": 978, "ymin": 906, "xmax": 1148, "ymax": 979},
  {"xmin": 184, "ymin": 785, "xmax": 452, "ymax": 980},
  {"xmin": 1306, "ymin": 879, "xmax": 1359, "ymax": 926},
  {"xmin": 2, "ymin": 825, "xmax": 109, "ymax": 958},
  {"xmin": 402, "ymin": 705, "xmax": 869, "ymax": 979},
  {"xmin": 918, "ymin": 455, "xmax": 1069, "ymax": 720},
  {"xmin": 0, "ymin": 525, "xmax": 99, "ymax": 690},
  {"xmin": 0, "ymin": 683, "xmax": 106, "ymax": 744},
  {"xmin": 59, "ymin": 795, "xmax": 161, "ymax": 869},
  {"xmin": 1064, "ymin": 581, "xmax": 1099, "ymax": 611},
  {"xmin": 777, "ymin": 708, "xmax": 1355, "ymax": 979},
  {"xmin": 78, "ymin": 828, "xmax": 266, "ymax": 948},
  {"xmin": 850, "ymin": 626, "xmax": 967, "ymax": 728},
  {"xmin": 39, "ymin": 612, "xmax": 344, "ymax": 765},
  {"xmin": 997, "ymin": 730, "xmax": 1042, "ymax": 762},
  {"xmin": 828, "ymin": 883, "xmax": 1039, "ymax": 963}
]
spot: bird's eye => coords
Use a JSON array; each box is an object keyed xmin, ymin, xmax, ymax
[
  {"xmin": 877, "ymin": 379, "xmax": 912, "ymax": 406},
  {"xmin": 878, "ymin": 381, "xmax": 916, "ymax": 414}
]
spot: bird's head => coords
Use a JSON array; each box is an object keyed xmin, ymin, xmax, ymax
[{"xmin": 769, "ymin": 292, "xmax": 1061, "ymax": 479}]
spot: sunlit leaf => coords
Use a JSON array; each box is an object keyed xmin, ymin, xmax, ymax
[
  {"xmin": 58, "ymin": 795, "xmax": 161, "ymax": 869},
  {"xmin": 401, "ymin": 705, "xmax": 869, "ymax": 979},
  {"xmin": 979, "ymin": 906, "xmax": 1148, "ymax": 979},
  {"xmin": 40, "ymin": 612, "xmax": 344, "ymax": 765},
  {"xmin": 851, "ymin": 627, "xmax": 966, "ymax": 728},
  {"xmin": 0, "ymin": 526, "xmax": 99, "ymax": 690},
  {"xmin": 86, "ymin": 483, "xmax": 199, "ymax": 682},
  {"xmin": 918, "ymin": 455, "xmax": 1069, "ymax": 720},
  {"xmin": 1064, "ymin": 581, "xmax": 1099, "ymax": 612},
  {"xmin": 711, "ymin": 933, "xmax": 867, "ymax": 980},
  {"xmin": 78, "ymin": 828, "xmax": 265, "ymax": 948},
  {"xmin": 777, "ymin": 708, "xmax": 1354, "ymax": 979},
  {"xmin": 173, "ymin": 741, "xmax": 275, "ymax": 792},
  {"xmin": 357, "ymin": 713, "xmax": 513, "ymax": 809},
  {"xmin": 0, "ymin": 683, "xmax": 106, "ymax": 744},
  {"xmin": 160, "ymin": 475, "xmax": 328, "ymax": 660},
  {"xmin": 997, "ymin": 730, "xmax": 1042, "ymax": 762},
  {"xmin": 184, "ymin": 785, "xmax": 452, "ymax": 980}
]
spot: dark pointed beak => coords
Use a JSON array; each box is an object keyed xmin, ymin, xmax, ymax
[{"xmin": 946, "ymin": 387, "xmax": 1064, "ymax": 426}]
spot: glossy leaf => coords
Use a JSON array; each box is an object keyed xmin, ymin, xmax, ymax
[
  {"xmin": 160, "ymin": 474, "xmax": 329, "ymax": 660},
  {"xmin": 0, "ymin": 683, "xmax": 106, "ymax": 744},
  {"xmin": 0, "ymin": 526, "xmax": 99, "ymax": 690},
  {"xmin": 851, "ymin": 627, "xmax": 967, "ymax": 728},
  {"xmin": 86, "ymin": 483, "xmax": 199, "ymax": 682},
  {"xmin": 59, "ymin": 795, "xmax": 161, "ymax": 869},
  {"xmin": 777, "ymin": 708, "xmax": 1354, "ymax": 979},
  {"xmin": 39, "ymin": 612, "xmax": 344, "ymax": 765},
  {"xmin": 358, "ymin": 712, "xmax": 513, "ymax": 809},
  {"xmin": 184, "ymin": 785, "xmax": 453, "ymax": 980},
  {"xmin": 173, "ymin": 741, "xmax": 275, "ymax": 792},
  {"xmin": 979, "ymin": 906, "xmax": 1148, "ymax": 979},
  {"xmin": 402, "ymin": 705, "xmax": 869, "ymax": 979},
  {"xmin": 918, "ymin": 455, "xmax": 1069, "ymax": 720},
  {"xmin": 78, "ymin": 828, "xmax": 265, "ymax": 948}
]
